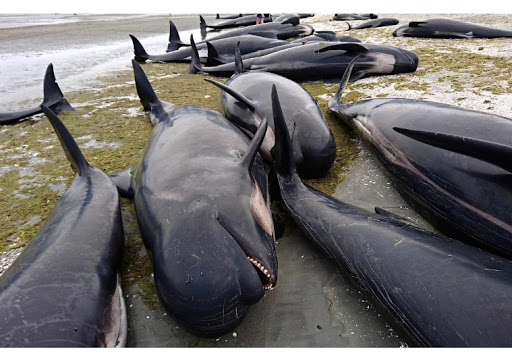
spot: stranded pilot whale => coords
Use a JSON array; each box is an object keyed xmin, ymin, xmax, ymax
[
  {"xmin": 199, "ymin": 15, "xmax": 314, "ymax": 42},
  {"xmin": 130, "ymin": 33, "xmax": 288, "ymax": 63},
  {"xmin": 200, "ymin": 13, "xmax": 271, "ymax": 29},
  {"xmin": 186, "ymin": 35, "xmax": 418, "ymax": 82},
  {"xmin": 0, "ymin": 64, "xmax": 73, "ymax": 126},
  {"xmin": 346, "ymin": 18, "xmax": 399, "ymax": 30},
  {"xmin": 0, "ymin": 107, "xmax": 126, "ymax": 347},
  {"xmin": 270, "ymin": 83, "xmax": 512, "ymax": 347},
  {"xmin": 328, "ymin": 57, "xmax": 512, "ymax": 259},
  {"xmin": 393, "ymin": 18, "xmax": 512, "ymax": 38},
  {"xmin": 204, "ymin": 49, "xmax": 336, "ymax": 179},
  {"xmin": 109, "ymin": 60, "xmax": 278, "ymax": 337}
]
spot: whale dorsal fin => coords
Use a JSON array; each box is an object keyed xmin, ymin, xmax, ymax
[
  {"xmin": 205, "ymin": 42, "xmax": 226, "ymax": 66},
  {"xmin": 327, "ymin": 55, "xmax": 359, "ymax": 111},
  {"xmin": 131, "ymin": 59, "xmax": 160, "ymax": 112},
  {"xmin": 240, "ymin": 118, "xmax": 268, "ymax": 170},
  {"xmin": 129, "ymin": 34, "xmax": 149, "ymax": 62},
  {"xmin": 41, "ymin": 105, "xmax": 89, "ymax": 176},
  {"xmin": 41, "ymin": 63, "xmax": 74, "ymax": 114},
  {"xmin": 234, "ymin": 42, "xmax": 245, "ymax": 75},
  {"xmin": 270, "ymin": 84, "xmax": 297, "ymax": 179},
  {"xmin": 393, "ymin": 127, "xmax": 512, "ymax": 174},
  {"xmin": 185, "ymin": 35, "xmax": 203, "ymax": 74},
  {"xmin": 204, "ymin": 78, "xmax": 256, "ymax": 112},
  {"xmin": 167, "ymin": 20, "xmax": 188, "ymax": 52}
]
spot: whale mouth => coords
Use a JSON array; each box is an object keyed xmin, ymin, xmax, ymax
[
  {"xmin": 247, "ymin": 256, "xmax": 275, "ymax": 290},
  {"xmin": 217, "ymin": 213, "xmax": 276, "ymax": 290}
]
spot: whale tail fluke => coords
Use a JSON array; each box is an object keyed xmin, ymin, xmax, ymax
[
  {"xmin": 393, "ymin": 127, "xmax": 512, "ymax": 174},
  {"xmin": 328, "ymin": 56, "xmax": 359, "ymax": 112},
  {"xmin": 240, "ymin": 118, "xmax": 268, "ymax": 170},
  {"xmin": 41, "ymin": 63, "xmax": 74, "ymax": 115},
  {"xmin": 184, "ymin": 35, "xmax": 202, "ymax": 74},
  {"xmin": 41, "ymin": 105, "xmax": 89, "ymax": 176},
  {"xmin": 166, "ymin": 20, "xmax": 188, "ymax": 52},
  {"xmin": 270, "ymin": 84, "xmax": 298, "ymax": 180},
  {"xmin": 346, "ymin": 22, "xmax": 352, "ymax": 30},
  {"xmin": 129, "ymin": 34, "xmax": 149, "ymax": 63}
]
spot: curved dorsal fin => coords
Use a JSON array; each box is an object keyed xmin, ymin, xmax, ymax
[
  {"xmin": 234, "ymin": 42, "xmax": 244, "ymax": 75},
  {"xmin": 131, "ymin": 59, "xmax": 160, "ymax": 112},
  {"xmin": 167, "ymin": 20, "xmax": 188, "ymax": 52},
  {"xmin": 328, "ymin": 55, "xmax": 359, "ymax": 111},
  {"xmin": 393, "ymin": 127, "xmax": 512, "ymax": 174},
  {"xmin": 240, "ymin": 117, "xmax": 268, "ymax": 170},
  {"xmin": 205, "ymin": 42, "xmax": 225, "ymax": 66},
  {"xmin": 184, "ymin": 35, "xmax": 202, "ymax": 74},
  {"xmin": 270, "ymin": 84, "xmax": 296, "ymax": 178},
  {"xmin": 129, "ymin": 34, "xmax": 149, "ymax": 62},
  {"xmin": 41, "ymin": 105, "xmax": 89, "ymax": 176},
  {"xmin": 204, "ymin": 78, "xmax": 256, "ymax": 111}
]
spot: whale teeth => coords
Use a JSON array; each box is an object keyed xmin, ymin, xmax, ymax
[{"xmin": 247, "ymin": 256, "xmax": 274, "ymax": 288}]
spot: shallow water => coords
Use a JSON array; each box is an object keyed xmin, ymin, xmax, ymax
[{"xmin": 0, "ymin": 13, "xmax": 210, "ymax": 110}]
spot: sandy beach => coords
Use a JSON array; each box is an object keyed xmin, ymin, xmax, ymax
[{"xmin": 1, "ymin": 13, "xmax": 512, "ymax": 347}]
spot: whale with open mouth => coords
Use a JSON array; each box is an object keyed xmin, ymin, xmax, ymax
[{"xmin": 109, "ymin": 60, "xmax": 278, "ymax": 336}]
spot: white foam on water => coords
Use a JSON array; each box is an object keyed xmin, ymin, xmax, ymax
[{"xmin": 0, "ymin": 14, "xmax": 201, "ymax": 111}]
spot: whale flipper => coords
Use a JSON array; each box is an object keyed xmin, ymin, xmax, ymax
[
  {"xmin": 109, "ymin": 166, "xmax": 136, "ymax": 198},
  {"xmin": 393, "ymin": 127, "xmax": 512, "ymax": 174}
]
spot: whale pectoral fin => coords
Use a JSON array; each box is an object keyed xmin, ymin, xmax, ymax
[
  {"xmin": 109, "ymin": 166, "xmax": 136, "ymax": 198},
  {"xmin": 409, "ymin": 21, "xmax": 429, "ymax": 27},
  {"xmin": 246, "ymin": 31, "xmax": 278, "ymax": 39},
  {"xmin": 316, "ymin": 43, "xmax": 369, "ymax": 54},
  {"xmin": 393, "ymin": 127, "xmax": 512, "ymax": 174},
  {"xmin": 348, "ymin": 70, "xmax": 365, "ymax": 82},
  {"xmin": 374, "ymin": 207, "xmax": 419, "ymax": 227},
  {"xmin": 434, "ymin": 31, "xmax": 474, "ymax": 38}
]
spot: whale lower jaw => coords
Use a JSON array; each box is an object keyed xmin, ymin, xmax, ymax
[{"xmin": 104, "ymin": 274, "xmax": 128, "ymax": 348}]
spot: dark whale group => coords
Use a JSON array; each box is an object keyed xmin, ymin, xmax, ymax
[{"xmin": 2, "ymin": 12, "xmax": 512, "ymax": 347}]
